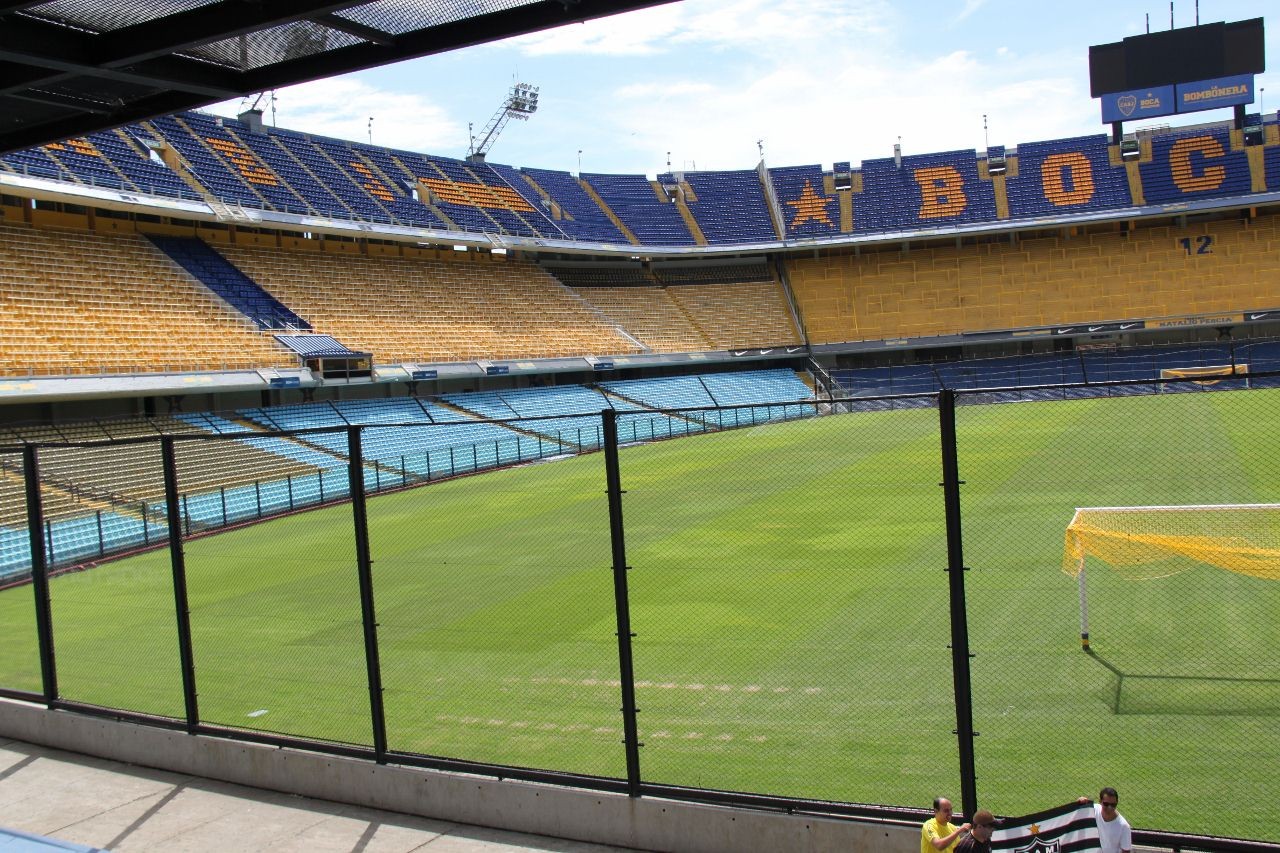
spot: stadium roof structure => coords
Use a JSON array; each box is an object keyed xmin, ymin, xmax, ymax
[{"xmin": 0, "ymin": 0, "xmax": 673, "ymax": 155}]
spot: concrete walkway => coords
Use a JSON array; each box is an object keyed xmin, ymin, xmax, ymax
[{"xmin": 0, "ymin": 738, "xmax": 641, "ymax": 853}]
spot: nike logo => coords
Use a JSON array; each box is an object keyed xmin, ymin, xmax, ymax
[
  {"xmin": 1088, "ymin": 326, "xmax": 1104, "ymax": 332},
  {"xmin": 786, "ymin": 347, "xmax": 803, "ymax": 354},
  {"xmin": 1249, "ymin": 313, "xmax": 1269, "ymax": 321},
  {"xmin": 759, "ymin": 348, "xmax": 773, "ymax": 354},
  {"xmin": 1120, "ymin": 323, "xmax": 1140, "ymax": 330},
  {"xmin": 733, "ymin": 350, "xmax": 748, "ymax": 356},
  {"xmin": 1055, "ymin": 327, "xmax": 1074, "ymax": 334}
]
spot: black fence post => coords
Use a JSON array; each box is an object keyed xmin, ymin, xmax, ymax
[
  {"xmin": 348, "ymin": 426, "xmax": 388, "ymax": 762},
  {"xmin": 938, "ymin": 390, "xmax": 978, "ymax": 818},
  {"xmin": 24, "ymin": 445, "xmax": 58, "ymax": 703},
  {"xmin": 162, "ymin": 436, "xmax": 200, "ymax": 733},
  {"xmin": 96, "ymin": 510, "xmax": 105, "ymax": 558},
  {"xmin": 601, "ymin": 409, "xmax": 642, "ymax": 796}
]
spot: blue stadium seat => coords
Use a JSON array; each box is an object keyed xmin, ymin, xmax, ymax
[
  {"xmin": 582, "ymin": 173, "xmax": 696, "ymax": 245},
  {"xmin": 147, "ymin": 235, "xmax": 310, "ymax": 330},
  {"xmin": 856, "ymin": 149, "xmax": 998, "ymax": 233},
  {"xmin": 1139, "ymin": 126, "xmax": 1252, "ymax": 204},
  {"xmin": 769, "ymin": 165, "xmax": 840, "ymax": 238},
  {"xmin": 519, "ymin": 166, "xmax": 631, "ymax": 243},
  {"xmin": 675, "ymin": 169, "xmax": 777, "ymax": 245},
  {"xmin": 1006, "ymin": 135, "xmax": 1132, "ymax": 219}
]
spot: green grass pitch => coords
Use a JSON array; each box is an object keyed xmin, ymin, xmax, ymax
[{"xmin": 2, "ymin": 388, "xmax": 1277, "ymax": 841}]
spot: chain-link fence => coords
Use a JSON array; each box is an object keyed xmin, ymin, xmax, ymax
[
  {"xmin": 957, "ymin": 378, "xmax": 1280, "ymax": 842},
  {"xmin": 1, "ymin": 377, "xmax": 1276, "ymax": 846},
  {"xmin": 622, "ymin": 403, "xmax": 957, "ymax": 807}
]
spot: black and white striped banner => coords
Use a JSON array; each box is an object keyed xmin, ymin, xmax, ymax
[{"xmin": 991, "ymin": 801, "xmax": 1100, "ymax": 853}]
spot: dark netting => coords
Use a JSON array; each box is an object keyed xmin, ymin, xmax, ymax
[
  {"xmin": 624, "ymin": 401, "xmax": 958, "ymax": 807},
  {"xmin": 18, "ymin": 0, "xmax": 222, "ymax": 33},
  {"xmin": 332, "ymin": 0, "xmax": 545, "ymax": 35},
  {"xmin": 181, "ymin": 429, "xmax": 373, "ymax": 746},
  {"xmin": 39, "ymin": 438, "xmax": 184, "ymax": 718},
  {"xmin": 957, "ymin": 378, "xmax": 1280, "ymax": 842},
  {"xmin": 191, "ymin": 22, "xmax": 367, "ymax": 70},
  {"xmin": 375, "ymin": 420, "xmax": 623, "ymax": 778},
  {"xmin": 0, "ymin": 449, "xmax": 41, "ymax": 696}
]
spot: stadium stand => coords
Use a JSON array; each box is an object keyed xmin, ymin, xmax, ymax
[
  {"xmin": 0, "ymin": 223, "xmax": 296, "ymax": 376},
  {"xmin": 567, "ymin": 286, "xmax": 713, "ymax": 353},
  {"xmin": 1262, "ymin": 140, "xmax": 1280, "ymax": 193},
  {"xmin": 787, "ymin": 211, "xmax": 1280, "ymax": 345},
  {"xmin": 143, "ymin": 114, "xmax": 275, "ymax": 209},
  {"xmin": 103, "ymin": 128, "xmax": 204, "ymax": 199},
  {"xmin": 381, "ymin": 149, "xmax": 543, "ymax": 236},
  {"xmin": 832, "ymin": 341, "xmax": 1280, "ymax": 397},
  {"xmin": 1, "ymin": 143, "xmax": 67, "ymax": 181},
  {"xmin": 1139, "ymin": 126, "xmax": 1253, "ymax": 204},
  {"xmin": 581, "ymin": 173, "xmax": 697, "ymax": 245},
  {"xmin": 225, "ymin": 124, "xmax": 354, "ymax": 220},
  {"xmin": 769, "ymin": 165, "xmax": 842, "ymax": 238},
  {"xmin": 36, "ymin": 136, "xmax": 130, "ymax": 191},
  {"xmin": 214, "ymin": 244, "xmax": 640, "ymax": 362},
  {"xmin": 677, "ymin": 170, "xmax": 779, "ymax": 244},
  {"xmin": 177, "ymin": 111, "xmax": 320, "ymax": 214},
  {"xmin": 7, "ymin": 416, "xmax": 320, "ymax": 507},
  {"xmin": 341, "ymin": 143, "xmax": 454, "ymax": 229},
  {"xmin": 855, "ymin": 149, "xmax": 998, "ymax": 233},
  {"xmin": 517, "ymin": 167, "xmax": 631, "ymax": 243},
  {"xmin": 8, "ymin": 109, "xmax": 1279, "ymax": 247},
  {"xmin": 1005, "ymin": 134, "xmax": 1132, "ymax": 219},
  {"xmin": 666, "ymin": 282, "xmax": 802, "ymax": 349},
  {"xmin": 147, "ymin": 235, "xmax": 311, "ymax": 330}
]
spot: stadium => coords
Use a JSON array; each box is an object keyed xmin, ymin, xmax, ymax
[{"xmin": 0, "ymin": 2, "xmax": 1278, "ymax": 851}]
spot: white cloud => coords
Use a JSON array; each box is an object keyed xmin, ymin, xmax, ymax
[
  {"xmin": 955, "ymin": 0, "xmax": 988, "ymax": 22},
  {"xmin": 207, "ymin": 78, "xmax": 463, "ymax": 152},
  {"xmin": 615, "ymin": 81, "xmax": 718, "ymax": 100},
  {"xmin": 513, "ymin": 0, "xmax": 890, "ymax": 57},
  {"xmin": 587, "ymin": 43, "xmax": 1093, "ymax": 174}
]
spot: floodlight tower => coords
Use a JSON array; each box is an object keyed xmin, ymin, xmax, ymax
[{"xmin": 467, "ymin": 82, "xmax": 540, "ymax": 162}]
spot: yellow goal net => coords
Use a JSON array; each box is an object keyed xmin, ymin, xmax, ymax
[
  {"xmin": 1062, "ymin": 504, "xmax": 1280, "ymax": 649},
  {"xmin": 1158, "ymin": 363, "xmax": 1248, "ymax": 386}
]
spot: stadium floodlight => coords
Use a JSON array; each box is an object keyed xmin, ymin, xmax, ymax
[
  {"xmin": 467, "ymin": 82, "xmax": 540, "ymax": 162},
  {"xmin": 1062, "ymin": 504, "xmax": 1280, "ymax": 650}
]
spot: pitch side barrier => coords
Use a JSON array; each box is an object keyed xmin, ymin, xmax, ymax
[{"xmin": 2, "ymin": 383, "xmax": 1278, "ymax": 850}]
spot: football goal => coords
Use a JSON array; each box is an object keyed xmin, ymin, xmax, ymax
[{"xmin": 1063, "ymin": 504, "xmax": 1280, "ymax": 651}]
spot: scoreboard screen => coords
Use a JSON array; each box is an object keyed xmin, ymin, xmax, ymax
[{"xmin": 1089, "ymin": 18, "xmax": 1264, "ymax": 98}]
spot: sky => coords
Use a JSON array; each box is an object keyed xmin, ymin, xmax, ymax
[{"xmin": 209, "ymin": 0, "xmax": 1279, "ymax": 178}]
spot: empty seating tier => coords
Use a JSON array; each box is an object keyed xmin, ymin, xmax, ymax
[
  {"xmin": 214, "ymin": 244, "xmax": 642, "ymax": 362},
  {"xmin": 786, "ymin": 212, "xmax": 1280, "ymax": 345},
  {"xmin": 0, "ymin": 224, "xmax": 296, "ymax": 376}
]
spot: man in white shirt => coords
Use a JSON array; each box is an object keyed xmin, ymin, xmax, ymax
[{"xmin": 1094, "ymin": 787, "xmax": 1132, "ymax": 853}]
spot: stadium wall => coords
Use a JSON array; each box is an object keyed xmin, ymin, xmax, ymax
[{"xmin": 0, "ymin": 698, "xmax": 919, "ymax": 853}]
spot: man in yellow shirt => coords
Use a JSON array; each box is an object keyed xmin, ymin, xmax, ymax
[{"xmin": 922, "ymin": 797, "xmax": 972, "ymax": 853}]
